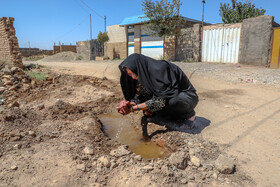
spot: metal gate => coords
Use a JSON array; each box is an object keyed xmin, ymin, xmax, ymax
[
  {"xmin": 141, "ymin": 26, "xmax": 163, "ymax": 59},
  {"xmin": 202, "ymin": 24, "xmax": 241, "ymax": 63},
  {"xmin": 270, "ymin": 28, "xmax": 280, "ymax": 68},
  {"xmin": 128, "ymin": 27, "xmax": 134, "ymax": 56}
]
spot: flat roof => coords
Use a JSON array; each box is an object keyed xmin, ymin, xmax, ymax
[{"xmin": 120, "ymin": 14, "xmax": 207, "ymax": 26}]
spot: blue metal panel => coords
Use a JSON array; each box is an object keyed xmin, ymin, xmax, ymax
[
  {"xmin": 120, "ymin": 15, "xmax": 149, "ymax": 26},
  {"xmin": 120, "ymin": 15, "xmax": 208, "ymax": 26},
  {"xmin": 141, "ymin": 46, "xmax": 163, "ymax": 48}
]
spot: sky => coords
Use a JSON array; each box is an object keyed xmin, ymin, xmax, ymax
[{"xmin": 1, "ymin": 0, "xmax": 280, "ymax": 50}]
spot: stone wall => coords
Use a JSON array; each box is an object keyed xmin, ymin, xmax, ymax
[
  {"xmin": 239, "ymin": 15, "xmax": 274, "ymax": 66},
  {"xmin": 0, "ymin": 17, "xmax": 23, "ymax": 68},
  {"xmin": 76, "ymin": 40, "xmax": 103, "ymax": 60},
  {"xmin": 176, "ymin": 24, "xmax": 201, "ymax": 62},
  {"xmin": 164, "ymin": 36, "xmax": 176, "ymax": 61}
]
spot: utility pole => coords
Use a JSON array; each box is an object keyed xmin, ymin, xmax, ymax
[
  {"xmin": 28, "ymin": 41, "xmax": 31, "ymax": 56},
  {"xmin": 200, "ymin": 0, "xmax": 206, "ymax": 62},
  {"xmin": 90, "ymin": 14, "xmax": 92, "ymax": 40},
  {"xmin": 104, "ymin": 16, "xmax": 107, "ymax": 32},
  {"xmin": 202, "ymin": 0, "xmax": 205, "ymax": 27}
]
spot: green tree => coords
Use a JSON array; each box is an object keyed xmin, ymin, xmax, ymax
[
  {"xmin": 97, "ymin": 31, "xmax": 109, "ymax": 43},
  {"xmin": 219, "ymin": 0, "xmax": 266, "ymax": 24},
  {"xmin": 97, "ymin": 31, "xmax": 109, "ymax": 57},
  {"xmin": 141, "ymin": 0, "xmax": 182, "ymax": 39}
]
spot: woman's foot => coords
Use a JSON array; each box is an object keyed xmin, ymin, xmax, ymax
[{"xmin": 188, "ymin": 115, "xmax": 196, "ymax": 121}]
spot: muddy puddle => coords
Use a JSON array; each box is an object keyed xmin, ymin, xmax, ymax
[{"xmin": 98, "ymin": 113, "xmax": 170, "ymax": 159}]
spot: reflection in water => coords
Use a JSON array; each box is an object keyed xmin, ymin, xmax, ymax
[{"xmin": 98, "ymin": 113, "xmax": 170, "ymax": 159}]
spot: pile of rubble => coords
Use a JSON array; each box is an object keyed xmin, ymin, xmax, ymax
[{"xmin": 0, "ymin": 62, "xmax": 33, "ymax": 101}]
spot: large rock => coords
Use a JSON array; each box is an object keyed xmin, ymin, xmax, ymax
[
  {"xmin": 2, "ymin": 67, "xmax": 11, "ymax": 75},
  {"xmin": 0, "ymin": 87, "xmax": 5, "ymax": 94},
  {"xmin": 98, "ymin": 156, "xmax": 111, "ymax": 168},
  {"xmin": 190, "ymin": 155, "xmax": 201, "ymax": 167},
  {"xmin": 168, "ymin": 151, "xmax": 188, "ymax": 169},
  {"xmin": 110, "ymin": 145, "xmax": 131, "ymax": 157},
  {"xmin": 215, "ymin": 155, "xmax": 235, "ymax": 174},
  {"xmin": 83, "ymin": 146, "xmax": 94, "ymax": 155}
]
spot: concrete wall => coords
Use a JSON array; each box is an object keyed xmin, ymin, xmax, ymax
[
  {"xmin": 239, "ymin": 15, "xmax": 274, "ymax": 66},
  {"xmin": 0, "ymin": 17, "xmax": 23, "ymax": 68},
  {"xmin": 106, "ymin": 24, "xmax": 127, "ymax": 59},
  {"xmin": 105, "ymin": 42, "xmax": 127, "ymax": 59},
  {"xmin": 134, "ymin": 25, "xmax": 141, "ymax": 54}
]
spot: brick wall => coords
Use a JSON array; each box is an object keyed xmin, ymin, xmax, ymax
[
  {"xmin": 53, "ymin": 45, "xmax": 77, "ymax": 54},
  {"xmin": 19, "ymin": 48, "xmax": 52, "ymax": 57},
  {"xmin": 0, "ymin": 17, "xmax": 23, "ymax": 68}
]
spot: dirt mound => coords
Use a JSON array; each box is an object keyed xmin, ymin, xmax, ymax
[
  {"xmin": 48, "ymin": 100, "xmax": 87, "ymax": 120},
  {"xmin": 0, "ymin": 67, "xmax": 255, "ymax": 186},
  {"xmin": 39, "ymin": 51, "xmax": 85, "ymax": 62}
]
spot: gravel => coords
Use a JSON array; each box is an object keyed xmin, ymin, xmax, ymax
[{"xmin": 173, "ymin": 62, "xmax": 280, "ymax": 88}]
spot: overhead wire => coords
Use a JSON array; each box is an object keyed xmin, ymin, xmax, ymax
[
  {"xmin": 79, "ymin": 0, "xmax": 104, "ymax": 19},
  {"xmin": 74, "ymin": 0, "xmax": 90, "ymax": 14},
  {"xmin": 54, "ymin": 15, "xmax": 89, "ymax": 41}
]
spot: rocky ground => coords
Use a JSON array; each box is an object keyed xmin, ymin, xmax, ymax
[
  {"xmin": 174, "ymin": 62, "xmax": 280, "ymax": 88},
  {"xmin": 0, "ymin": 61, "xmax": 256, "ymax": 186}
]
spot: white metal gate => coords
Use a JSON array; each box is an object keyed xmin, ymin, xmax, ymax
[
  {"xmin": 202, "ymin": 24, "xmax": 241, "ymax": 63},
  {"xmin": 141, "ymin": 26, "xmax": 163, "ymax": 59}
]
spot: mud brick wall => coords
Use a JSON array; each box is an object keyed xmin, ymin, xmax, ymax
[
  {"xmin": 53, "ymin": 45, "xmax": 77, "ymax": 54},
  {"xmin": 0, "ymin": 17, "xmax": 23, "ymax": 68},
  {"xmin": 19, "ymin": 48, "xmax": 53, "ymax": 57}
]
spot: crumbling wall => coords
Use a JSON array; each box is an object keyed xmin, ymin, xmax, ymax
[
  {"xmin": 76, "ymin": 40, "xmax": 103, "ymax": 60},
  {"xmin": 0, "ymin": 17, "xmax": 23, "ymax": 68},
  {"xmin": 239, "ymin": 15, "xmax": 274, "ymax": 66}
]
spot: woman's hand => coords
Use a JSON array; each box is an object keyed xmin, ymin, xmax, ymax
[{"xmin": 117, "ymin": 100, "xmax": 131, "ymax": 115}]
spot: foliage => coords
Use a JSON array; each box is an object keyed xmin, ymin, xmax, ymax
[
  {"xmin": 97, "ymin": 31, "xmax": 109, "ymax": 43},
  {"xmin": 112, "ymin": 57, "xmax": 121, "ymax": 61},
  {"xmin": 22, "ymin": 56, "xmax": 44, "ymax": 61},
  {"xmin": 76, "ymin": 56, "xmax": 83, "ymax": 60},
  {"xmin": 25, "ymin": 71, "xmax": 46, "ymax": 81},
  {"xmin": 182, "ymin": 58, "xmax": 194, "ymax": 63},
  {"xmin": 142, "ymin": 0, "xmax": 182, "ymax": 38},
  {"xmin": 219, "ymin": 0, "xmax": 266, "ymax": 24}
]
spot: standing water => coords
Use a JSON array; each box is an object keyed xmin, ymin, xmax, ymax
[{"xmin": 98, "ymin": 113, "xmax": 170, "ymax": 159}]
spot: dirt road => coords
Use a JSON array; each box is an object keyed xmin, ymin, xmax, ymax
[{"xmin": 35, "ymin": 60, "xmax": 280, "ymax": 186}]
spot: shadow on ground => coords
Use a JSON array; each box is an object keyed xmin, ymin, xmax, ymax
[{"xmin": 142, "ymin": 115, "xmax": 211, "ymax": 138}]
